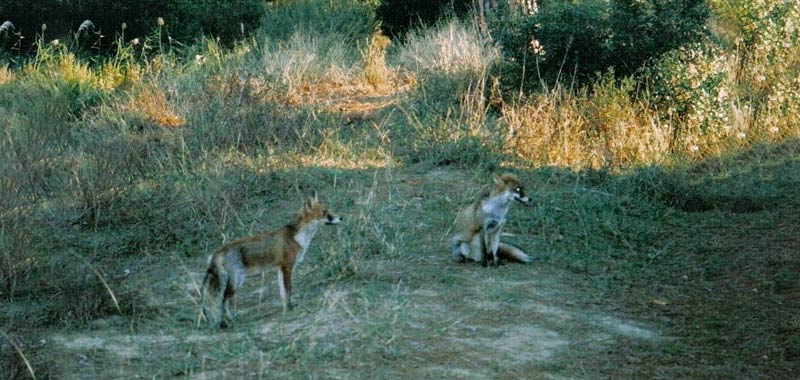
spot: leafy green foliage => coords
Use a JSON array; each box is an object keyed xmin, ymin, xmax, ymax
[
  {"xmin": 376, "ymin": 0, "xmax": 472, "ymax": 37},
  {"xmin": 0, "ymin": 0, "xmax": 266, "ymax": 48},
  {"xmin": 643, "ymin": 1, "xmax": 800, "ymax": 152},
  {"xmin": 491, "ymin": 0, "xmax": 709, "ymax": 89},
  {"xmin": 166, "ymin": 0, "xmax": 267, "ymax": 43}
]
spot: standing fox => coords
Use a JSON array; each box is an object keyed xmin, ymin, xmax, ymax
[
  {"xmin": 450, "ymin": 173, "xmax": 533, "ymax": 266},
  {"xmin": 201, "ymin": 195, "xmax": 341, "ymax": 329}
]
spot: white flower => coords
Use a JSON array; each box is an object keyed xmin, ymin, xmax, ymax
[
  {"xmin": 736, "ymin": 132, "xmax": 746, "ymax": 139},
  {"xmin": 529, "ymin": 39, "xmax": 545, "ymax": 55},
  {"xmin": 131, "ymin": 38, "xmax": 140, "ymax": 45},
  {"xmin": 50, "ymin": 39, "xmax": 59, "ymax": 46},
  {"xmin": 769, "ymin": 127, "xmax": 779, "ymax": 133},
  {"xmin": 689, "ymin": 145, "xmax": 699, "ymax": 152}
]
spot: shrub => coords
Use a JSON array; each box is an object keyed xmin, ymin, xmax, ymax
[
  {"xmin": 491, "ymin": 0, "xmax": 709, "ymax": 90},
  {"xmin": 0, "ymin": 0, "xmax": 266, "ymax": 49},
  {"xmin": 645, "ymin": 1, "xmax": 800, "ymax": 156},
  {"xmin": 645, "ymin": 42, "xmax": 734, "ymax": 151},
  {"xmin": 377, "ymin": 0, "xmax": 472, "ymax": 38}
]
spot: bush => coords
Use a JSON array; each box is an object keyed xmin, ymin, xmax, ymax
[
  {"xmin": 646, "ymin": 42, "xmax": 732, "ymax": 140},
  {"xmin": 645, "ymin": 1, "xmax": 800, "ymax": 155},
  {"xmin": 0, "ymin": 0, "xmax": 266, "ymax": 49},
  {"xmin": 167, "ymin": 0, "xmax": 267, "ymax": 43},
  {"xmin": 491, "ymin": 0, "xmax": 709, "ymax": 90},
  {"xmin": 377, "ymin": 0, "xmax": 472, "ymax": 38}
]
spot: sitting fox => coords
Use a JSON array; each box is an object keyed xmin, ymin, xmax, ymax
[
  {"xmin": 201, "ymin": 195, "xmax": 341, "ymax": 329},
  {"xmin": 450, "ymin": 173, "xmax": 533, "ymax": 266}
]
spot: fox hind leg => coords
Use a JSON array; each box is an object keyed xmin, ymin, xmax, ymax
[
  {"xmin": 201, "ymin": 265, "xmax": 229, "ymax": 330},
  {"xmin": 220, "ymin": 273, "xmax": 237, "ymax": 328},
  {"xmin": 465, "ymin": 234, "xmax": 487, "ymax": 267},
  {"xmin": 451, "ymin": 238, "xmax": 471, "ymax": 263},
  {"xmin": 215, "ymin": 252, "xmax": 247, "ymax": 328}
]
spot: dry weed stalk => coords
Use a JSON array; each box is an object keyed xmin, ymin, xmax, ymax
[{"xmin": 363, "ymin": 32, "xmax": 392, "ymax": 89}]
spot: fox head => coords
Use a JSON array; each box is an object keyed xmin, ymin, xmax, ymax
[
  {"xmin": 299, "ymin": 195, "xmax": 342, "ymax": 226},
  {"xmin": 493, "ymin": 173, "xmax": 531, "ymax": 205}
]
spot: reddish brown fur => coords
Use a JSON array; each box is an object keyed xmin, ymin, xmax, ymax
[
  {"xmin": 450, "ymin": 173, "xmax": 532, "ymax": 266},
  {"xmin": 201, "ymin": 196, "xmax": 340, "ymax": 329}
]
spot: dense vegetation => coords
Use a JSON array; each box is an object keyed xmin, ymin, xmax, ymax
[
  {"xmin": 377, "ymin": 0, "xmax": 472, "ymax": 37},
  {"xmin": 1, "ymin": 0, "xmax": 798, "ymax": 378},
  {"xmin": 0, "ymin": 0, "xmax": 267, "ymax": 47},
  {"xmin": 491, "ymin": 0, "xmax": 711, "ymax": 86}
]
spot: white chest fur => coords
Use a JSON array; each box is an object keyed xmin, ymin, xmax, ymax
[
  {"xmin": 481, "ymin": 190, "xmax": 512, "ymax": 223},
  {"xmin": 293, "ymin": 221, "xmax": 321, "ymax": 264}
]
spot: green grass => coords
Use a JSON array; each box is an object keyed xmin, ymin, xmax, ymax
[
  {"xmin": 3, "ymin": 153, "xmax": 798, "ymax": 379},
  {"xmin": 1, "ymin": 2, "xmax": 800, "ymax": 379}
]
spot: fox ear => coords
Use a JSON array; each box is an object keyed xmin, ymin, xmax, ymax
[
  {"xmin": 313, "ymin": 191, "xmax": 318, "ymax": 202},
  {"xmin": 305, "ymin": 196, "xmax": 316, "ymax": 211}
]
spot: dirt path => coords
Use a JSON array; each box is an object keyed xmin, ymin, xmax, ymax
[
  {"xmin": 47, "ymin": 261, "xmax": 663, "ymax": 379},
  {"xmin": 40, "ymin": 168, "xmax": 668, "ymax": 380}
]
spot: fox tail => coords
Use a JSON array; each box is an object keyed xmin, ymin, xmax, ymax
[{"xmin": 498, "ymin": 242, "xmax": 533, "ymax": 264}]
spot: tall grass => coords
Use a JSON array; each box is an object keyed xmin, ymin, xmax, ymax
[
  {"xmin": 396, "ymin": 19, "xmax": 497, "ymax": 75},
  {"xmin": 1, "ymin": 1, "xmax": 799, "ymax": 377},
  {"xmin": 0, "ymin": 0, "xmax": 390, "ymax": 335},
  {"xmin": 362, "ymin": 32, "xmax": 392, "ymax": 89},
  {"xmin": 501, "ymin": 75, "xmax": 672, "ymax": 169},
  {"xmin": 393, "ymin": 19, "xmax": 502, "ymax": 168}
]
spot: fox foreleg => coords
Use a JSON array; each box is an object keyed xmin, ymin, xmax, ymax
[
  {"xmin": 277, "ymin": 266, "xmax": 294, "ymax": 313},
  {"xmin": 482, "ymin": 219, "xmax": 503, "ymax": 266}
]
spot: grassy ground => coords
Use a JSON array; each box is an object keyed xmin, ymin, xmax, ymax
[
  {"xmin": 2, "ymin": 4, "xmax": 799, "ymax": 379},
  {"xmin": 2, "ymin": 144, "xmax": 798, "ymax": 379}
]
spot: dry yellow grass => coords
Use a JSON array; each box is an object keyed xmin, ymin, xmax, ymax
[
  {"xmin": 0, "ymin": 65, "xmax": 12, "ymax": 84},
  {"xmin": 124, "ymin": 84, "xmax": 185, "ymax": 128},
  {"xmin": 363, "ymin": 32, "xmax": 393, "ymax": 89},
  {"xmin": 502, "ymin": 88, "xmax": 672, "ymax": 169}
]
